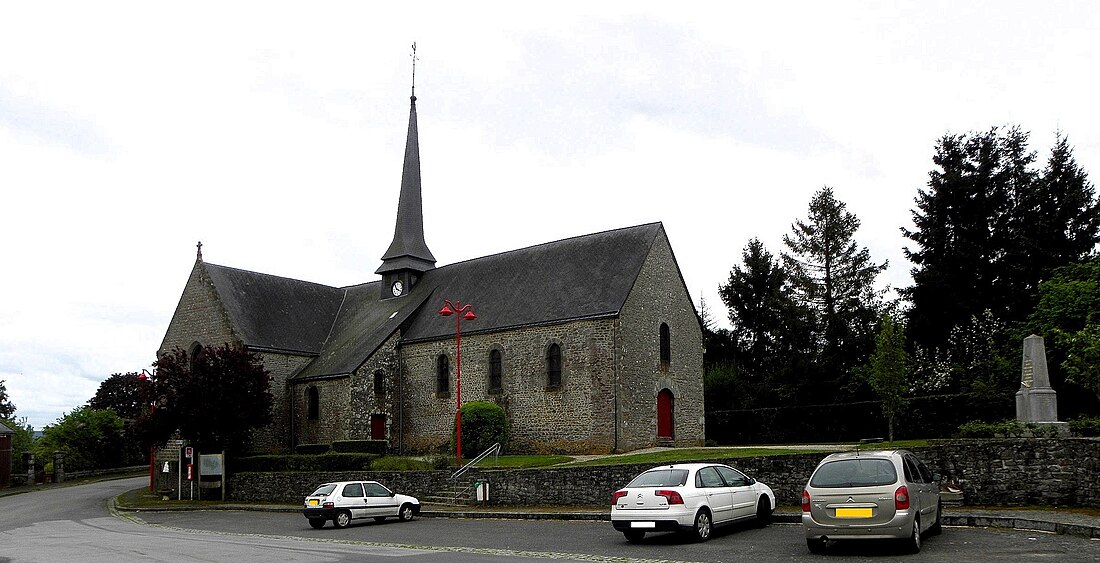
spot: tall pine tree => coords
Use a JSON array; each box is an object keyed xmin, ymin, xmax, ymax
[{"xmin": 782, "ymin": 187, "xmax": 887, "ymax": 398}]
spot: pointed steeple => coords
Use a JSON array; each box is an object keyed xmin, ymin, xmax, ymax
[{"xmin": 377, "ymin": 46, "xmax": 435, "ymax": 300}]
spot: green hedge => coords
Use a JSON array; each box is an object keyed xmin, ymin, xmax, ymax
[
  {"xmin": 233, "ymin": 453, "xmax": 377, "ymax": 472},
  {"xmin": 707, "ymin": 393, "xmax": 1014, "ymax": 444},
  {"xmin": 295, "ymin": 443, "xmax": 331, "ymax": 455},
  {"xmin": 332, "ymin": 440, "xmax": 387, "ymax": 454}
]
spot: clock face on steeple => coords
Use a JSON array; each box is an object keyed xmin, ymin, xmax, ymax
[{"xmin": 391, "ymin": 280, "xmax": 404, "ymax": 296}]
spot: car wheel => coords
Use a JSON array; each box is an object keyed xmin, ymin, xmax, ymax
[
  {"xmin": 929, "ymin": 500, "xmax": 943, "ymax": 536},
  {"xmin": 806, "ymin": 537, "xmax": 827, "ymax": 554},
  {"xmin": 623, "ymin": 530, "xmax": 645, "ymax": 543},
  {"xmin": 689, "ymin": 509, "xmax": 712, "ymax": 542},
  {"xmin": 398, "ymin": 503, "xmax": 416, "ymax": 522},
  {"xmin": 901, "ymin": 516, "xmax": 921, "ymax": 553},
  {"xmin": 755, "ymin": 496, "xmax": 772, "ymax": 527},
  {"xmin": 307, "ymin": 518, "xmax": 326, "ymax": 529},
  {"xmin": 332, "ymin": 510, "xmax": 352, "ymax": 529}
]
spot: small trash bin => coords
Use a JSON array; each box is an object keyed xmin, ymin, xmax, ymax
[{"xmin": 475, "ymin": 480, "xmax": 489, "ymax": 502}]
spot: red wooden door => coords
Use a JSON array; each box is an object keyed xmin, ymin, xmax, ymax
[
  {"xmin": 370, "ymin": 414, "xmax": 386, "ymax": 440},
  {"xmin": 657, "ymin": 389, "xmax": 674, "ymax": 438}
]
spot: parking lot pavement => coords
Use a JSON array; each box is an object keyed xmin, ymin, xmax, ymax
[{"xmin": 107, "ymin": 498, "xmax": 1100, "ymax": 540}]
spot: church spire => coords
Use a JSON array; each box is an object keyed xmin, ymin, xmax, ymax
[{"xmin": 376, "ymin": 43, "xmax": 436, "ymax": 287}]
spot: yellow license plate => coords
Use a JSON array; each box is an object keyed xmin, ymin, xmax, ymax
[
  {"xmin": 308, "ymin": 499, "xmax": 319, "ymax": 506},
  {"xmin": 835, "ymin": 507, "xmax": 872, "ymax": 518}
]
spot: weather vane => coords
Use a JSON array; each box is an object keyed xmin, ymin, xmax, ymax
[{"xmin": 410, "ymin": 42, "xmax": 418, "ymax": 98}]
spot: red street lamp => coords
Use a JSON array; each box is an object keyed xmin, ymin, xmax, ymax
[
  {"xmin": 439, "ymin": 299, "xmax": 476, "ymax": 466},
  {"xmin": 137, "ymin": 368, "xmax": 156, "ymax": 492}
]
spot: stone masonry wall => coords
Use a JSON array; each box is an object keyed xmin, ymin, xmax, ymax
[
  {"xmin": 399, "ymin": 318, "xmax": 619, "ymax": 454},
  {"xmin": 231, "ymin": 438, "xmax": 1100, "ymax": 509},
  {"xmin": 159, "ymin": 262, "xmax": 237, "ymax": 355},
  {"xmin": 617, "ymin": 228, "xmax": 705, "ymax": 450}
]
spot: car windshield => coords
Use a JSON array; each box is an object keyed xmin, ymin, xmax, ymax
[
  {"xmin": 810, "ymin": 458, "xmax": 898, "ymax": 488},
  {"xmin": 627, "ymin": 468, "xmax": 689, "ymax": 488},
  {"xmin": 310, "ymin": 484, "xmax": 337, "ymax": 496}
]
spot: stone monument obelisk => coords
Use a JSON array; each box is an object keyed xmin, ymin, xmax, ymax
[{"xmin": 1015, "ymin": 334, "xmax": 1068, "ymax": 433}]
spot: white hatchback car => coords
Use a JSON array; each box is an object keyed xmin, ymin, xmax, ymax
[
  {"xmin": 302, "ymin": 480, "xmax": 421, "ymax": 529},
  {"xmin": 611, "ymin": 463, "xmax": 776, "ymax": 542},
  {"xmin": 802, "ymin": 449, "xmax": 942, "ymax": 553}
]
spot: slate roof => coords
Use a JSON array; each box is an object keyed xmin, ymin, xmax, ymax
[
  {"xmin": 400, "ymin": 222, "xmax": 663, "ymax": 342},
  {"xmin": 203, "ymin": 264, "xmax": 346, "ymax": 354},
  {"xmin": 203, "ymin": 222, "xmax": 664, "ymax": 379}
]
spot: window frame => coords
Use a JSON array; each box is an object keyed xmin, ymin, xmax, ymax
[
  {"xmin": 307, "ymin": 386, "xmax": 320, "ymax": 421},
  {"xmin": 436, "ymin": 354, "xmax": 450, "ymax": 395},
  {"xmin": 546, "ymin": 343, "xmax": 562, "ymax": 389},
  {"xmin": 488, "ymin": 349, "xmax": 503, "ymax": 394},
  {"xmin": 659, "ymin": 322, "xmax": 671, "ymax": 368}
]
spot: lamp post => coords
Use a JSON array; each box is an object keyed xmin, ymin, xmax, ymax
[
  {"xmin": 439, "ymin": 299, "xmax": 476, "ymax": 466},
  {"xmin": 137, "ymin": 368, "xmax": 156, "ymax": 492}
]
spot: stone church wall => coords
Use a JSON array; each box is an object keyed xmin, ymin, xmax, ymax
[
  {"xmin": 348, "ymin": 334, "xmax": 400, "ymax": 441},
  {"xmin": 251, "ymin": 352, "xmax": 311, "ymax": 453},
  {"xmin": 292, "ymin": 376, "xmax": 349, "ymax": 447},
  {"xmin": 159, "ymin": 262, "xmax": 238, "ymax": 354},
  {"xmin": 399, "ymin": 318, "xmax": 619, "ymax": 455},
  {"xmin": 158, "ymin": 262, "xmax": 309, "ymax": 454},
  {"xmin": 617, "ymin": 229, "xmax": 705, "ymax": 450}
]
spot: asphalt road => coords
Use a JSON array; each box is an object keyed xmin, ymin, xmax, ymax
[{"xmin": 1, "ymin": 477, "xmax": 1097, "ymax": 562}]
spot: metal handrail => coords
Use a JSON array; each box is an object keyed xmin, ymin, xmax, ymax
[{"xmin": 450, "ymin": 443, "xmax": 501, "ymax": 480}]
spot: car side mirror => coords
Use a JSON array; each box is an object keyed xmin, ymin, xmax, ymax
[
  {"xmin": 933, "ymin": 473, "xmax": 941, "ymax": 482},
  {"xmin": 749, "ymin": 478, "xmax": 756, "ymax": 485},
  {"xmin": 390, "ymin": 491, "xmax": 396, "ymax": 497}
]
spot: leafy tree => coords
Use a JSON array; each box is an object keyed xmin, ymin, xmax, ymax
[
  {"xmin": 782, "ymin": 187, "xmax": 887, "ymax": 396},
  {"xmin": 865, "ymin": 315, "xmax": 908, "ymax": 441},
  {"xmin": 88, "ymin": 372, "xmax": 147, "ymax": 419},
  {"xmin": 33, "ymin": 407, "xmax": 132, "ymax": 471},
  {"xmin": 0, "ymin": 379, "xmax": 16, "ymax": 419},
  {"xmin": 150, "ymin": 343, "xmax": 274, "ymax": 454},
  {"xmin": 1028, "ymin": 257, "xmax": 1100, "ymax": 400}
]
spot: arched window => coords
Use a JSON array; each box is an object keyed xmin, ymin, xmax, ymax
[
  {"xmin": 373, "ymin": 369, "xmax": 386, "ymax": 395},
  {"xmin": 307, "ymin": 386, "xmax": 319, "ymax": 420},
  {"xmin": 189, "ymin": 342, "xmax": 204, "ymax": 372},
  {"xmin": 546, "ymin": 343, "xmax": 562, "ymax": 389},
  {"xmin": 436, "ymin": 354, "xmax": 450, "ymax": 394},
  {"xmin": 659, "ymin": 322, "xmax": 671, "ymax": 367},
  {"xmin": 488, "ymin": 349, "xmax": 502, "ymax": 393}
]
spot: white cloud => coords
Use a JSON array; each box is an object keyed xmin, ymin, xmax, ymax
[{"xmin": 1, "ymin": 1, "xmax": 1097, "ymax": 428}]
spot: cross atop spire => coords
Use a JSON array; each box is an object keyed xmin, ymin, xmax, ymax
[
  {"xmin": 410, "ymin": 42, "xmax": 418, "ymax": 100},
  {"xmin": 196, "ymin": 241, "xmax": 203, "ymax": 261}
]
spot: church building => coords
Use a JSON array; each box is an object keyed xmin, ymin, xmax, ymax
[{"xmin": 158, "ymin": 87, "xmax": 704, "ymax": 455}]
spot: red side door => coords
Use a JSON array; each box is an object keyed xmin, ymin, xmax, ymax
[{"xmin": 657, "ymin": 389, "xmax": 674, "ymax": 438}]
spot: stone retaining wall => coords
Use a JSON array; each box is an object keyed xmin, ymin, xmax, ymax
[{"xmin": 229, "ymin": 438, "xmax": 1100, "ymax": 509}]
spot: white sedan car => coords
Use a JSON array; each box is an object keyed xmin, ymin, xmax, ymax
[
  {"xmin": 611, "ymin": 463, "xmax": 776, "ymax": 542},
  {"xmin": 302, "ymin": 480, "xmax": 420, "ymax": 529}
]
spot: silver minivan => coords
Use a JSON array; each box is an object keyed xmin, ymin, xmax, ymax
[{"xmin": 801, "ymin": 449, "xmax": 941, "ymax": 553}]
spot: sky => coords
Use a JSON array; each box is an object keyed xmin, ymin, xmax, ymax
[{"xmin": 2, "ymin": 2, "xmax": 1098, "ymax": 430}]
